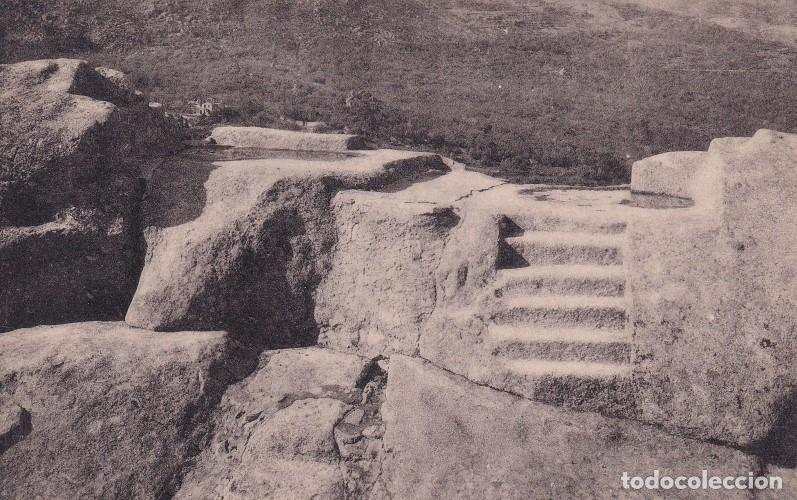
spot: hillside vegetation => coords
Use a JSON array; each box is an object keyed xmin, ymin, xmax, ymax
[{"xmin": 2, "ymin": 0, "xmax": 796, "ymax": 184}]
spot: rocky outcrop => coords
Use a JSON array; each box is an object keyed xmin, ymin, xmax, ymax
[
  {"xmin": 0, "ymin": 322, "xmax": 237, "ymax": 500},
  {"xmin": 629, "ymin": 129, "xmax": 797, "ymax": 448},
  {"xmin": 0, "ymin": 58, "xmax": 179, "ymax": 224},
  {"xmin": 210, "ymin": 126, "xmax": 365, "ymax": 151},
  {"xmin": 381, "ymin": 356, "xmax": 758, "ymax": 499},
  {"xmin": 125, "ymin": 147, "xmax": 448, "ymax": 345},
  {"xmin": 94, "ymin": 66, "xmax": 134, "ymax": 93},
  {"xmin": 0, "ymin": 59, "xmax": 182, "ymax": 332},
  {"xmin": 316, "ymin": 169, "xmax": 505, "ymax": 356},
  {"xmin": 1, "ymin": 62, "xmax": 795, "ymax": 500},
  {"xmin": 0, "ymin": 213, "xmax": 137, "ymax": 330},
  {"xmin": 318, "ymin": 129, "xmax": 797, "ymax": 453},
  {"xmin": 315, "ymin": 192, "xmax": 457, "ymax": 356},
  {"xmin": 631, "ymin": 151, "xmax": 707, "ymax": 199},
  {"xmin": 175, "ymin": 347, "xmax": 388, "ymax": 499}
]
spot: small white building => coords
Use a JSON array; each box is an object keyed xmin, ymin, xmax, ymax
[{"xmin": 187, "ymin": 99, "xmax": 222, "ymax": 117}]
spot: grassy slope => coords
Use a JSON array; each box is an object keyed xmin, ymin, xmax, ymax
[
  {"xmin": 1, "ymin": 0, "xmax": 796, "ymax": 184},
  {"xmin": 615, "ymin": 0, "xmax": 797, "ymax": 47}
]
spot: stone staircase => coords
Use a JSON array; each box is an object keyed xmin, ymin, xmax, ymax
[{"xmin": 485, "ymin": 189, "xmax": 635, "ymax": 414}]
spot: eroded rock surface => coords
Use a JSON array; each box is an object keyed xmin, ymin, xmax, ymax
[
  {"xmin": 0, "ymin": 58, "xmax": 179, "ymax": 224},
  {"xmin": 0, "ymin": 322, "xmax": 235, "ymax": 499},
  {"xmin": 0, "ymin": 58, "xmax": 181, "ymax": 332},
  {"xmin": 630, "ymin": 129, "xmax": 797, "ymax": 447},
  {"xmin": 381, "ymin": 356, "xmax": 758, "ymax": 499},
  {"xmin": 316, "ymin": 192, "xmax": 457, "ymax": 356},
  {"xmin": 211, "ymin": 126, "xmax": 365, "ymax": 151},
  {"xmin": 316, "ymin": 169, "xmax": 504, "ymax": 357},
  {"xmin": 175, "ymin": 347, "xmax": 388, "ymax": 500},
  {"xmin": 631, "ymin": 151, "xmax": 707, "ymax": 199},
  {"xmin": 125, "ymin": 148, "xmax": 448, "ymax": 345},
  {"xmin": 1, "ymin": 61, "xmax": 795, "ymax": 500}
]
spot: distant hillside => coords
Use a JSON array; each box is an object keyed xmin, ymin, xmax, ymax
[
  {"xmin": 616, "ymin": 0, "xmax": 797, "ymax": 46},
  {"xmin": 2, "ymin": 0, "xmax": 796, "ymax": 184}
]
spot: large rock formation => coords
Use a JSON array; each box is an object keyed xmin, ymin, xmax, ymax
[
  {"xmin": 0, "ymin": 58, "xmax": 179, "ymax": 225},
  {"xmin": 0, "ymin": 322, "xmax": 237, "ymax": 500},
  {"xmin": 0, "ymin": 59, "xmax": 182, "ymax": 332},
  {"xmin": 315, "ymin": 169, "xmax": 503, "ymax": 356},
  {"xmin": 1, "ymin": 59, "xmax": 795, "ymax": 499},
  {"xmin": 124, "ymin": 147, "xmax": 449, "ymax": 345},
  {"xmin": 381, "ymin": 356, "xmax": 758, "ymax": 499},
  {"xmin": 316, "ymin": 129, "xmax": 797, "ymax": 454},
  {"xmin": 629, "ymin": 129, "xmax": 797, "ymax": 448},
  {"xmin": 318, "ymin": 129, "xmax": 797, "ymax": 452}
]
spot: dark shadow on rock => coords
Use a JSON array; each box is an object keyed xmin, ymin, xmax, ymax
[
  {"xmin": 155, "ymin": 336, "xmax": 262, "ymax": 500},
  {"xmin": 497, "ymin": 215, "xmax": 524, "ymax": 238},
  {"xmin": 223, "ymin": 212, "xmax": 323, "ymax": 350},
  {"xmin": 143, "ymin": 154, "xmax": 451, "ymax": 348},
  {"xmin": 152, "ymin": 182, "xmax": 339, "ymax": 495},
  {"xmin": 0, "ymin": 405, "xmax": 32, "ymax": 455},
  {"xmin": 0, "ymin": 182, "xmax": 47, "ymax": 227},
  {"xmin": 0, "ymin": 220, "xmax": 139, "ymax": 332},
  {"xmin": 750, "ymin": 388, "xmax": 797, "ymax": 468},
  {"xmin": 145, "ymin": 158, "xmax": 217, "ymax": 229},
  {"xmin": 68, "ymin": 63, "xmax": 130, "ymax": 106},
  {"xmin": 363, "ymin": 156, "xmax": 450, "ymax": 193},
  {"xmin": 495, "ymin": 216, "xmax": 527, "ymax": 269},
  {"xmin": 622, "ymin": 191, "xmax": 694, "ymax": 209},
  {"xmin": 140, "ymin": 154, "xmax": 457, "ymax": 496}
]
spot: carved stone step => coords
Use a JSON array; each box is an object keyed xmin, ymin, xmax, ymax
[
  {"xmin": 493, "ymin": 265, "xmax": 625, "ymax": 297},
  {"xmin": 492, "ymin": 295, "xmax": 627, "ymax": 329},
  {"xmin": 504, "ymin": 231, "xmax": 624, "ymax": 266},
  {"xmin": 494, "ymin": 339, "xmax": 631, "ymax": 364}
]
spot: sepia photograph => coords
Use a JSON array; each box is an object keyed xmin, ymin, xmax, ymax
[{"xmin": 0, "ymin": 0, "xmax": 795, "ymax": 498}]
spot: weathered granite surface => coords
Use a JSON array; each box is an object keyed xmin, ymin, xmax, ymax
[
  {"xmin": 315, "ymin": 169, "xmax": 501, "ymax": 356},
  {"xmin": 629, "ymin": 129, "xmax": 797, "ymax": 447},
  {"xmin": 125, "ymin": 148, "xmax": 448, "ymax": 345},
  {"xmin": 1, "ymin": 58, "xmax": 795, "ymax": 498},
  {"xmin": 210, "ymin": 126, "xmax": 365, "ymax": 151},
  {"xmin": 175, "ymin": 347, "xmax": 387, "ymax": 500},
  {"xmin": 381, "ymin": 355, "xmax": 757, "ymax": 499},
  {"xmin": 0, "ymin": 58, "xmax": 181, "ymax": 332},
  {"xmin": 631, "ymin": 151, "xmax": 707, "ymax": 199},
  {"xmin": 0, "ymin": 322, "xmax": 233, "ymax": 499}
]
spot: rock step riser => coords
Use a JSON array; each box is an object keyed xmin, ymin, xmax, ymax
[
  {"xmin": 505, "ymin": 215, "xmax": 627, "ymax": 235},
  {"xmin": 493, "ymin": 307, "xmax": 627, "ymax": 330},
  {"xmin": 492, "ymin": 341, "xmax": 631, "ymax": 364},
  {"xmin": 495, "ymin": 277, "xmax": 625, "ymax": 297},
  {"xmin": 498, "ymin": 371, "xmax": 637, "ymax": 415},
  {"xmin": 507, "ymin": 242, "xmax": 623, "ymax": 266}
]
